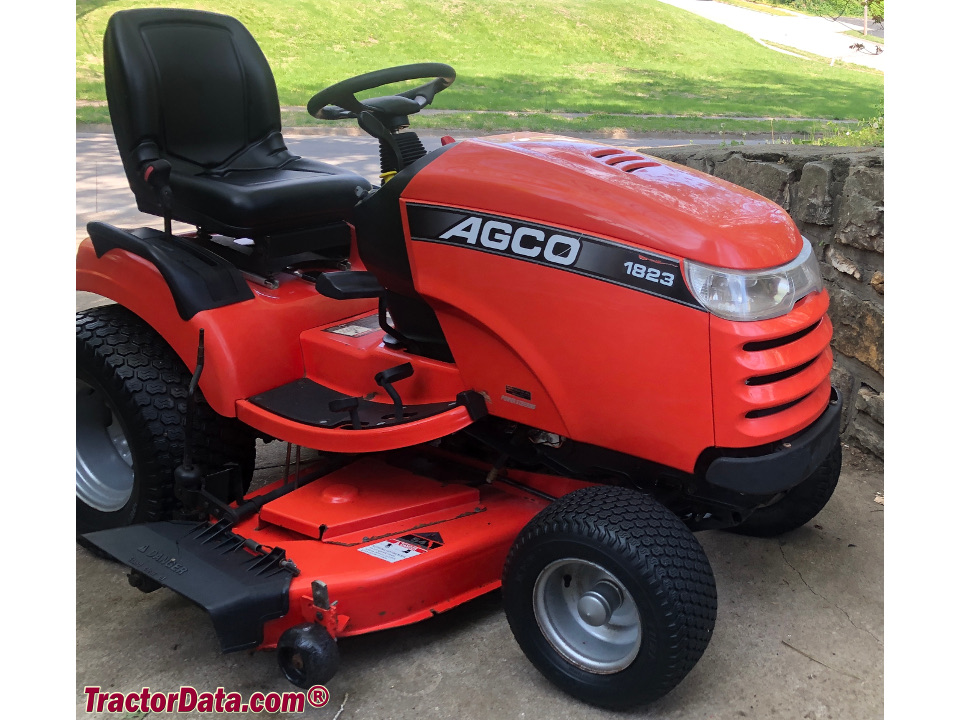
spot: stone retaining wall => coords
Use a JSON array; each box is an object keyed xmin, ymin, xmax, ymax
[{"xmin": 645, "ymin": 145, "xmax": 884, "ymax": 459}]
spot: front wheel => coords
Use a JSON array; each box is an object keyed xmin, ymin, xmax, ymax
[
  {"xmin": 502, "ymin": 486, "xmax": 717, "ymax": 709},
  {"xmin": 76, "ymin": 305, "xmax": 256, "ymax": 542}
]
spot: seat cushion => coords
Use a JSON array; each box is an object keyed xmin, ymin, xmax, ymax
[
  {"xmin": 106, "ymin": 9, "xmax": 372, "ymax": 238},
  {"xmin": 167, "ymin": 157, "xmax": 371, "ymax": 237}
]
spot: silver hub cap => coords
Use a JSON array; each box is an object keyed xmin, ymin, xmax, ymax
[
  {"xmin": 533, "ymin": 558, "xmax": 641, "ymax": 673},
  {"xmin": 76, "ymin": 379, "xmax": 135, "ymax": 512}
]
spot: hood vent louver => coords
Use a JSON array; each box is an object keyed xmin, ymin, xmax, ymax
[{"xmin": 588, "ymin": 147, "xmax": 660, "ymax": 174}]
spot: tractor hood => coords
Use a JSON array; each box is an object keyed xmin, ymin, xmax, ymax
[{"xmin": 401, "ymin": 133, "xmax": 802, "ymax": 270}]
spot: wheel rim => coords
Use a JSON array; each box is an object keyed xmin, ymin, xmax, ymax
[
  {"xmin": 278, "ymin": 648, "xmax": 306, "ymax": 685},
  {"xmin": 533, "ymin": 558, "xmax": 641, "ymax": 674},
  {"xmin": 76, "ymin": 378, "xmax": 135, "ymax": 512}
]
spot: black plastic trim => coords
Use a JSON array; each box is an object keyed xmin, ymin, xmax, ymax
[
  {"xmin": 315, "ymin": 270, "xmax": 385, "ymax": 300},
  {"xmin": 352, "ymin": 143, "xmax": 460, "ymax": 361},
  {"xmin": 248, "ymin": 377, "xmax": 468, "ymax": 429},
  {"xmin": 457, "ymin": 390, "xmax": 489, "ymax": 421},
  {"xmin": 83, "ymin": 520, "xmax": 294, "ymax": 652},
  {"xmin": 353, "ymin": 143, "xmax": 458, "ymax": 295},
  {"xmin": 88, "ymin": 222, "xmax": 255, "ymax": 320},
  {"xmin": 704, "ymin": 387, "xmax": 842, "ymax": 495}
]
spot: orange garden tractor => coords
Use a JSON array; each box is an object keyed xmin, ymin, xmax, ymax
[{"xmin": 77, "ymin": 8, "xmax": 842, "ymax": 709}]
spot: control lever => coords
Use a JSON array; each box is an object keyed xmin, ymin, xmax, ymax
[
  {"xmin": 329, "ymin": 396, "xmax": 362, "ymax": 429},
  {"xmin": 375, "ymin": 363, "xmax": 414, "ymax": 422}
]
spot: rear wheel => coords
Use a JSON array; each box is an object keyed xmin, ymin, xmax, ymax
[
  {"xmin": 502, "ymin": 486, "xmax": 717, "ymax": 709},
  {"xmin": 76, "ymin": 305, "xmax": 255, "ymax": 542},
  {"xmin": 727, "ymin": 439, "xmax": 842, "ymax": 537}
]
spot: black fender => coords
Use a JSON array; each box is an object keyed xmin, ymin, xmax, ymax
[{"xmin": 87, "ymin": 222, "xmax": 254, "ymax": 320}]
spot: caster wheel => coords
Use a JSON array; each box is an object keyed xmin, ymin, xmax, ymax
[{"xmin": 277, "ymin": 624, "xmax": 339, "ymax": 689}]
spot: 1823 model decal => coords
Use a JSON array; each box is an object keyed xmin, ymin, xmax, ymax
[{"xmin": 406, "ymin": 203, "xmax": 703, "ymax": 309}]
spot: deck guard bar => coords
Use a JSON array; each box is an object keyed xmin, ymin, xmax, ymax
[{"xmin": 84, "ymin": 520, "xmax": 295, "ymax": 652}]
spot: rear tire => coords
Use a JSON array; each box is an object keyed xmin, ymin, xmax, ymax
[
  {"xmin": 76, "ymin": 305, "xmax": 255, "ymax": 544},
  {"xmin": 502, "ymin": 486, "xmax": 717, "ymax": 709},
  {"xmin": 727, "ymin": 439, "xmax": 842, "ymax": 537}
]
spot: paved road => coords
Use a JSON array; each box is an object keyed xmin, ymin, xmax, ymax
[
  {"xmin": 655, "ymin": 0, "xmax": 884, "ymax": 70},
  {"xmin": 836, "ymin": 15, "xmax": 884, "ymax": 39}
]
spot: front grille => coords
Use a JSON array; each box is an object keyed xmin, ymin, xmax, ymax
[{"xmin": 711, "ymin": 290, "xmax": 833, "ymax": 447}]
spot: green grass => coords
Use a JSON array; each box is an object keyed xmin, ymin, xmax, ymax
[
  {"xmin": 76, "ymin": 105, "xmax": 110, "ymax": 125},
  {"xmin": 76, "ymin": 102, "xmax": 825, "ymax": 137},
  {"xmin": 77, "ymin": 0, "xmax": 882, "ymax": 125},
  {"xmin": 292, "ymin": 109, "xmax": 822, "ymax": 136},
  {"xmin": 843, "ymin": 30, "xmax": 884, "ymax": 44},
  {"xmin": 713, "ymin": 0, "xmax": 795, "ymax": 16},
  {"xmin": 794, "ymin": 101, "xmax": 883, "ymax": 146}
]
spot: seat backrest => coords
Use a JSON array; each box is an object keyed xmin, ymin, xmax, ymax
[{"xmin": 104, "ymin": 8, "xmax": 282, "ymax": 192}]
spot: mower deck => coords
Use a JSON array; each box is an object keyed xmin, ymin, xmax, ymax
[{"xmin": 85, "ymin": 451, "xmax": 595, "ymax": 652}]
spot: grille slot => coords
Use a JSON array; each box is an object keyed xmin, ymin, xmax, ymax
[
  {"xmin": 589, "ymin": 148, "xmax": 621, "ymax": 158},
  {"xmin": 588, "ymin": 148, "xmax": 661, "ymax": 173},
  {"xmin": 744, "ymin": 392, "xmax": 813, "ymax": 419},
  {"xmin": 743, "ymin": 320, "xmax": 820, "ymax": 352},
  {"xmin": 746, "ymin": 357, "xmax": 818, "ymax": 386},
  {"xmin": 618, "ymin": 160, "xmax": 660, "ymax": 171}
]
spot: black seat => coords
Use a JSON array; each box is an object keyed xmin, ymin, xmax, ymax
[{"xmin": 103, "ymin": 9, "xmax": 371, "ymax": 248}]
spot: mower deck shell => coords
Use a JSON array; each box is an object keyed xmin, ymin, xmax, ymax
[
  {"xmin": 87, "ymin": 453, "xmax": 597, "ymax": 652},
  {"xmin": 254, "ymin": 458, "xmax": 593, "ymax": 644}
]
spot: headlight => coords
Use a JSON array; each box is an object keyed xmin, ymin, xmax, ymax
[{"xmin": 684, "ymin": 237, "xmax": 823, "ymax": 321}]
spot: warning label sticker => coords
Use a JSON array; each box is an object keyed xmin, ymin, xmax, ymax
[
  {"xmin": 358, "ymin": 539, "xmax": 427, "ymax": 563},
  {"xmin": 325, "ymin": 314, "xmax": 381, "ymax": 337}
]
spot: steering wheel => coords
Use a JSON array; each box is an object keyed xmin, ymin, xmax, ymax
[{"xmin": 307, "ymin": 63, "xmax": 456, "ymax": 120}]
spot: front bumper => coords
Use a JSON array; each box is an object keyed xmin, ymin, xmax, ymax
[{"xmin": 704, "ymin": 387, "xmax": 842, "ymax": 496}]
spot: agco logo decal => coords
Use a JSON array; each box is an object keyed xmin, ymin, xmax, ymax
[
  {"xmin": 437, "ymin": 216, "xmax": 582, "ymax": 266},
  {"xmin": 405, "ymin": 203, "xmax": 703, "ymax": 310}
]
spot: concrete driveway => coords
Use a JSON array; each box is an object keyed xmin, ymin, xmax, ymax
[
  {"xmin": 75, "ymin": 132, "xmax": 884, "ymax": 720},
  {"xmin": 655, "ymin": 0, "xmax": 885, "ymax": 70}
]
